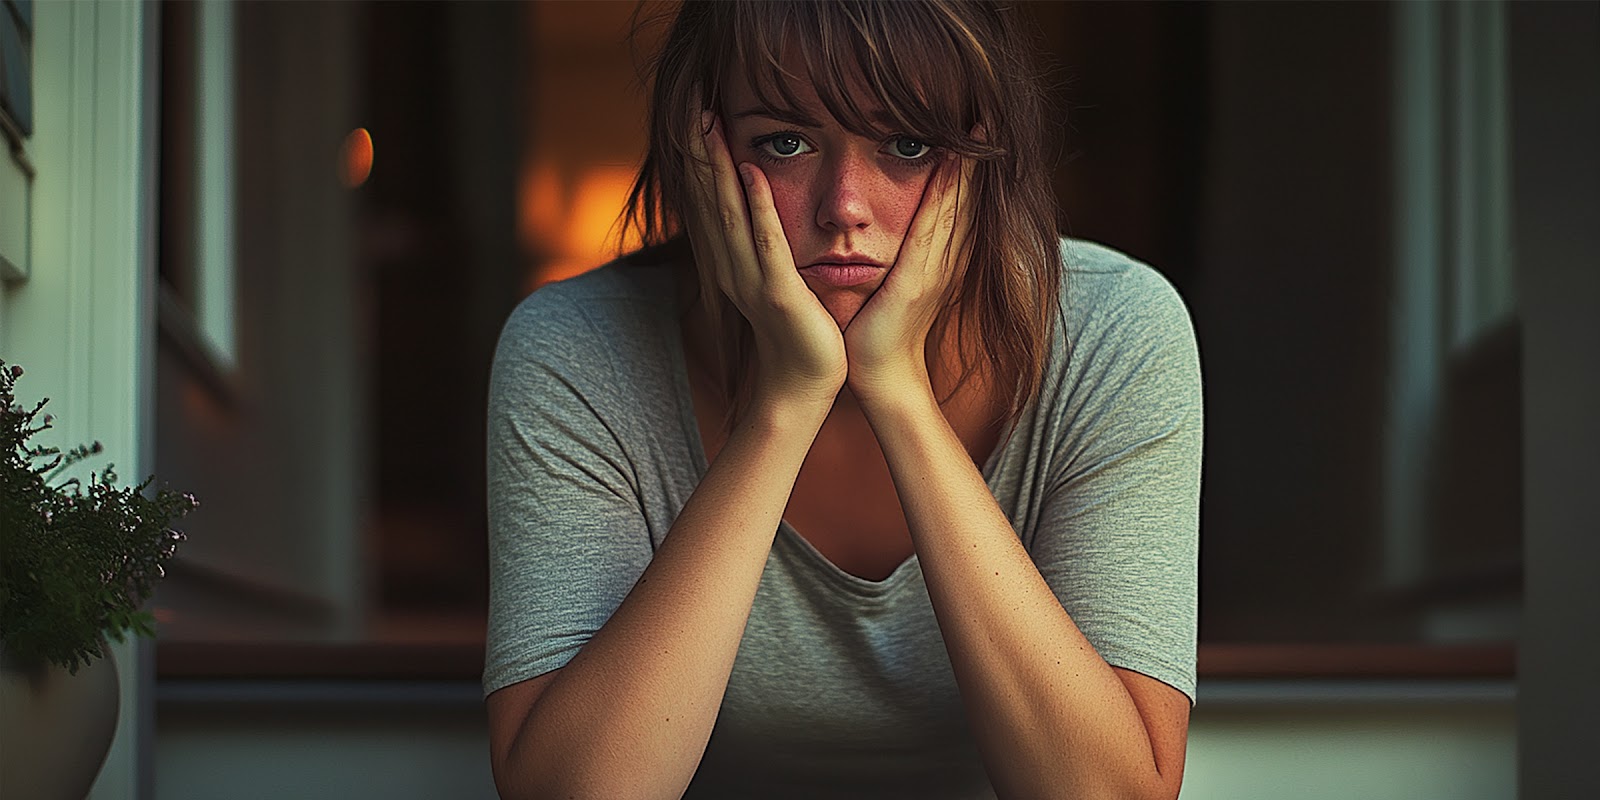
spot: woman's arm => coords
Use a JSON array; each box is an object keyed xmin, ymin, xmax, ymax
[
  {"xmin": 858, "ymin": 386, "xmax": 1190, "ymax": 800},
  {"xmin": 489, "ymin": 109, "xmax": 845, "ymax": 800},
  {"xmin": 488, "ymin": 395, "xmax": 832, "ymax": 800},
  {"xmin": 845, "ymin": 157, "xmax": 1196, "ymax": 799}
]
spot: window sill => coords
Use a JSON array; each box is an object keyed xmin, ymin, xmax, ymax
[
  {"xmin": 155, "ymin": 617, "xmax": 1515, "ymax": 683},
  {"xmin": 1197, "ymin": 642, "xmax": 1515, "ymax": 680}
]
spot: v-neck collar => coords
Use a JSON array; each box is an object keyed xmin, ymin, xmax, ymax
[{"xmin": 654, "ymin": 263, "xmax": 1024, "ymax": 595}]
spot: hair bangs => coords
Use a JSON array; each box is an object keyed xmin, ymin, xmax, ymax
[{"xmin": 724, "ymin": 1, "xmax": 1001, "ymax": 157}]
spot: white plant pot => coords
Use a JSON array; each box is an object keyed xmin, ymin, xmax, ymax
[{"xmin": 0, "ymin": 644, "xmax": 121, "ymax": 800}]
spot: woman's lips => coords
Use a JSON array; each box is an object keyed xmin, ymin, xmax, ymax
[{"xmin": 797, "ymin": 263, "xmax": 886, "ymax": 288}]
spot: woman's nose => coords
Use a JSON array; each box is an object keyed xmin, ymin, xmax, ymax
[{"xmin": 815, "ymin": 157, "xmax": 873, "ymax": 232}]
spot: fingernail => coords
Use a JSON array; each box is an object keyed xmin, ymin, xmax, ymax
[
  {"xmin": 701, "ymin": 110, "xmax": 712, "ymax": 134},
  {"xmin": 737, "ymin": 163, "xmax": 753, "ymax": 187}
]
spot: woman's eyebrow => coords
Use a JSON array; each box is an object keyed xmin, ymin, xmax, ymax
[{"xmin": 730, "ymin": 106, "xmax": 824, "ymax": 129}]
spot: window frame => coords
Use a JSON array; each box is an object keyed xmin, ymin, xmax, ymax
[
  {"xmin": 1, "ymin": 0, "xmax": 34, "ymax": 284},
  {"xmin": 155, "ymin": 0, "xmax": 238, "ymax": 394}
]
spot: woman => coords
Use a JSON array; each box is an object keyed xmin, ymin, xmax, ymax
[{"xmin": 484, "ymin": 2, "xmax": 1201, "ymax": 799}]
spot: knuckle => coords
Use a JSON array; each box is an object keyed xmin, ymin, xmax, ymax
[
  {"xmin": 717, "ymin": 205, "xmax": 742, "ymax": 237},
  {"xmin": 749, "ymin": 228, "xmax": 779, "ymax": 256}
]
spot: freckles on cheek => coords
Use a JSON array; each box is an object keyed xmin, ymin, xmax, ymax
[
  {"xmin": 882, "ymin": 177, "xmax": 930, "ymax": 238},
  {"xmin": 763, "ymin": 176, "xmax": 811, "ymax": 241}
]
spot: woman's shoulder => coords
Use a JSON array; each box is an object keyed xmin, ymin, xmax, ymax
[
  {"xmin": 1054, "ymin": 237, "xmax": 1195, "ymax": 353},
  {"xmin": 1058, "ymin": 238, "xmax": 1186, "ymax": 312},
  {"xmin": 489, "ymin": 260, "xmax": 686, "ymax": 413},
  {"xmin": 500, "ymin": 257, "xmax": 677, "ymax": 347},
  {"xmin": 517, "ymin": 255, "xmax": 675, "ymax": 316}
]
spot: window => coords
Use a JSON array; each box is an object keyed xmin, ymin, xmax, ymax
[
  {"xmin": 1, "ymin": 0, "xmax": 33, "ymax": 284},
  {"xmin": 157, "ymin": 0, "xmax": 237, "ymax": 386},
  {"xmin": 1384, "ymin": 0, "xmax": 1518, "ymax": 639}
]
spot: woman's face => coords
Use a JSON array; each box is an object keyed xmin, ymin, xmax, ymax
[{"xmin": 720, "ymin": 62, "xmax": 941, "ymax": 329}]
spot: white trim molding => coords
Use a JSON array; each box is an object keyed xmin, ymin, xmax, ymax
[
  {"xmin": 193, "ymin": 0, "xmax": 237, "ymax": 371},
  {"xmin": 0, "ymin": 133, "xmax": 30, "ymax": 284},
  {"xmin": 1, "ymin": 1, "xmax": 159, "ymax": 797}
]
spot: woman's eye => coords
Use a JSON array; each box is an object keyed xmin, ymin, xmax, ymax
[
  {"xmin": 888, "ymin": 137, "xmax": 932, "ymax": 160},
  {"xmin": 756, "ymin": 134, "xmax": 812, "ymax": 159}
]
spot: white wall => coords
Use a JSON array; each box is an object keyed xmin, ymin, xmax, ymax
[
  {"xmin": 0, "ymin": 1, "xmax": 158, "ymax": 797},
  {"xmin": 154, "ymin": 681, "xmax": 1514, "ymax": 800}
]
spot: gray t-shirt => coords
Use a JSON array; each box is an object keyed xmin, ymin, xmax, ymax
[{"xmin": 484, "ymin": 237, "xmax": 1201, "ymax": 799}]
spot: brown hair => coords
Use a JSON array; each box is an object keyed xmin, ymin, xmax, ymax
[{"xmin": 622, "ymin": 0, "xmax": 1064, "ymax": 433}]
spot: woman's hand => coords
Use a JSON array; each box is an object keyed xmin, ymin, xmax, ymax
[
  {"xmin": 843, "ymin": 153, "xmax": 975, "ymax": 407},
  {"xmin": 684, "ymin": 108, "xmax": 847, "ymax": 410}
]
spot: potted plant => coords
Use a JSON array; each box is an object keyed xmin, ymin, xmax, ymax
[{"xmin": 0, "ymin": 359, "xmax": 196, "ymax": 800}]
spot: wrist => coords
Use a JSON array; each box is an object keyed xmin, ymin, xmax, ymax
[
  {"xmin": 850, "ymin": 367, "xmax": 938, "ymax": 422},
  {"xmin": 746, "ymin": 385, "xmax": 838, "ymax": 432}
]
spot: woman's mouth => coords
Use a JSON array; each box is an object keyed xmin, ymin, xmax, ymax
[{"xmin": 797, "ymin": 263, "xmax": 886, "ymax": 288}]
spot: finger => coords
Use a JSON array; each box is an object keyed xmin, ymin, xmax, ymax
[
  {"xmin": 684, "ymin": 109, "xmax": 740, "ymax": 283},
  {"xmin": 684, "ymin": 109, "xmax": 719, "ymax": 223},
  {"xmin": 702, "ymin": 118, "xmax": 761, "ymax": 284},
  {"xmin": 946, "ymin": 124, "xmax": 984, "ymax": 275},
  {"xmin": 922, "ymin": 154, "xmax": 967, "ymax": 297},
  {"xmin": 947, "ymin": 155, "xmax": 976, "ymax": 278},
  {"xmin": 737, "ymin": 162, "xmax": 799, "ymax": 277},
  {"xmin": 703, "ymin": 118, "xmax": 745, "ymax": 222},
  {"xmin": 897, "ymin": 153, "xmax": 961, "ymax": 283}
]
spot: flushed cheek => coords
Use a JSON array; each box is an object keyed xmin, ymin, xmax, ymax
[
  {"xmin": 763, "ymin": 173, "xmax": 815, "ymax": 245},
  {"xmin": 764, "ymin": 169, "xmax": 931, "ymax": 251},
  {"xmin": 874, "ymin": 181, "xmax": 925, "ymax": 241}
]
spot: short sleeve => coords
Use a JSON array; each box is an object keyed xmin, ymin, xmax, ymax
[
  {"xmin": 1031, "ymin": 263, "xmax": 1202, "ymax": 704},
  {"xmin": 482, "ymin": 289, "xmax": 655, "ymax": 698}
]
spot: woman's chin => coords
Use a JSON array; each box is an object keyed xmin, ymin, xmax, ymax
[
  {"xmin": 802, "ymin": 274, "xmax": 885, "ymax": 329},
  {"xmin": 816, "ymin": 290, "xmax": 870, "ymax": 329}
]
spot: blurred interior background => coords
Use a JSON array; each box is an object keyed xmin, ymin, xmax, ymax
[
  {"xmin": 6, "ymin": 1, "xmax": 1588, "ymax": 798},
  {"xmin": 149, "ymin": 0, "xmax": 1521, "ymax": 651}
]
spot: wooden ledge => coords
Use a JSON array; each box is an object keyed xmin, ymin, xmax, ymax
[
  {"xmin": 1198, "ymin": 642, "xmax": 1515, "ymax": 680},
  {"xmin": 157, "ymin": 639, "xmax": 1515, "ymax": 682},
  {"xmin": 158, "ymin": 640, "xmax": 487, "ymax": 681}
]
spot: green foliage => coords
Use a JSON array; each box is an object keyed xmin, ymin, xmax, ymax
[{"xmin": 1, "ymin": 359, "xmax": 195, "ymax": 674}]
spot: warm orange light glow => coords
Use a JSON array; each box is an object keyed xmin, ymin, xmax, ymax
[
  {"xmin": 519, "ymin": 161, "xmax": 564, "ymax": 252},
  {"xmin": 518, "ymin": 160, "xmax": 644, "ymax": 289},
  {"xmin": 567, "ymin": 166, "xmax": 642, "ymax": 257},
  {"xmin": 339, "ymin": 128, "xmax": 374, "ymax": 188}
]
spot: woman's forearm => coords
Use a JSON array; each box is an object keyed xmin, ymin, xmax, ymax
[
  {"xmin": 497, "ymin": 397, "xmax": 831, "ymax": 800},
  {"xmin": 861, "ymin": 388, "xmax": 1172, "ymax": 800}
]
